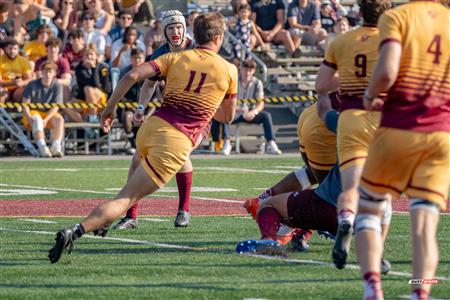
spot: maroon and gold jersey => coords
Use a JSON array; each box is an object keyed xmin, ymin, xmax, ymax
[
  {"xmin": 323, "ymin": 26, "xmax": 380, "ymax": 111},
  {"xmin": 379, "ymin": 1, "xmax": 450, "ymax": 133},
  {"xmin": 150, "ymin": 47, "xmax": 238, "ymax": 143}
]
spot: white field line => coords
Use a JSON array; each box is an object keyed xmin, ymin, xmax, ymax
[
  {"xmin": 18, "ymin": 218, "xmax": 57, "ymax": 224},
  {"xmin": 195, "ymin": 167, "xmax": 288, "ymax": 174},
  {"xmin": 139, "ymin": 218, "xmax": 170, "ymax": 222},
  {"xmin": 1, "ymin": 226, "xmax": 449, "ymax": 282},
  {"xmin": 0, "ymin": 183, "xmax": 115, "ymax": 195}
]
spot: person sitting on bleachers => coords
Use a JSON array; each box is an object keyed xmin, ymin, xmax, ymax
[
  {"xmin": 23, "ymin": 24, "xmax": 51, "ymax": 66},
  {"xmin": 78, "ymin": 0, "xmax": 114, "ymax": 36},
  {"xmin": 0, "ymin": 2, "xmax": 13, "ymax": 42},
  {"xmin": 0, "ymin": 38, "xmax": 32, "ymax": 104},
  {"xmin": 80, "ymin": 11, "xmax": 106, "ymax": 62},
  {"xmin": 21, "ymin": 61, "xmax": 64, "ymax": 158},
  {"xmin": 251, "ymin": 0, "xmax": 300, "ymax": 57},
  {"xmin": 65, "ymin": 43, "xmax": 111, "ymax": 124},
  {"xmin": 144, "ymin": 13, "xmax": 164, "ymax": 56},
  {"xmin": 322, "ymin": 16, "xmax": 349, "ymax": 52},
  {"xmin": 320, "ymin": 1, "xmax": 336, "ymax": 33},
  {"xmin": 117, "ymin": 48, "xmax": 146, "ymax": 155},
  {"xmin": 62, "ymin": 29, "xmax": 85, "ymax": 71},
  {"xmin": 211, "ymin": 59, "xmax": 282, "ymax": 155},
  {"xmin": 287, "ymin": 0, "xmax": 327, "ymax": 47},
  {"xmin": 111, "ymin": 26, "xmax": 146, "ymax": 69},
  {"xmin": 35, "ymin": 37, "xmax": 71, "ymax": 87}
]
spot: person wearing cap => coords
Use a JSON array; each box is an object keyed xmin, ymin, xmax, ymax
[
  {"xmin": 21, "ymin": 61, "xmax": 64, "ymax": 158},
  {"xmin": 113, "ymin": 10, "xmax": 197, "ymax": 230}
]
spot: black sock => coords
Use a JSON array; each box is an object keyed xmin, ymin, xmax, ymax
[{"xmin": 71, "ymin": 223, "xmax": 85, "ymax": 240}]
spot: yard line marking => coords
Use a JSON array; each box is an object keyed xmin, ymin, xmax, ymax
[
  {"xmin": 0, "ymin": 168, "xmax": 81, "ymax": 172},
  {"xmin": 18, "ymin": 219, "xmax": 57, "ymax": 224},
  {"xmin": 140, "ymin": 218, "xmax": 169, "ymax": 222},
  {"xmin": 0, "ymin": 183, "xmax": 116, "ymax": 195},
  {"xmin": 105, "ymin": 187, "xmax": 239, "ymax": 193},
  {"xmin": 1, "ymin": 227, "xmax": 448, "ymax": 281},
  {"xmin": 195, "ymin": 167, "xmax": 289, "ymax": 174}
]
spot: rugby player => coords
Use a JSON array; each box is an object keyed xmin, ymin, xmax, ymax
[
  {"xmin": 355, "ymin": 1, "xmax": 449, "ymax": 299},
  {"xmin": 315, "ymin": 0, "xmax": 391, "ymax": 269},
  {"xmin": 48, "ymin": 12, "xmax": 238, "ymax": 263},
  {"xmin": 113, "ymin": 10, "xmax": 197, "ymax": 230}
]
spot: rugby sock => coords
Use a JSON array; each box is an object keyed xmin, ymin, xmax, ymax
[
  {"xmin": 258, "ymin": 188, "xmax": 274, "ymax": 201},
  {"xmin": 71, "ymin": 223, "xmax": 85, "ymax": 240},
  {"xmin": 125, "ymin": 204, "xmax": 138, "ymax": 220},
  {"xmin": 257, "ymin": 207, "xmax": 281, "ymax": 240},
  {"xmin": 176, "ymin": 171, "xmax": 192, "ymax": 212},
  {"xmin": 411, "ymin": 289, "xmax": 429, "ymax": 300},
  {"xmin": 338, "ymin": 208, "xmax": 355, "ymax": 225},
  {"xmin": 363, "ymin": 272, "xmax": 383, "ymax": 300}
]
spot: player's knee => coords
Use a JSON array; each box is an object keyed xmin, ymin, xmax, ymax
[
  {"xmin": 31, "ymin": 114, "xmax": 44, "ymax": 134},
  {"xmin": 294, "ymin": 166, "xmax": 312, "ymax": 189},
  {"xmin": 358, "ymin": 186, "xmax": 390, "ymax": 212},
  {"xmin": 409, "ymin": 198, "xmax": 439, "ymax": 215},
  {"xmin": 355, "ymin": 213, "xmax": 382, "ymax": 233}
]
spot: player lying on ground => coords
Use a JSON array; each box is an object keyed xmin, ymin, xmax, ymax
[{"xmin": 48, "ymin": 12, "xmax": 238, "ymax": 263}]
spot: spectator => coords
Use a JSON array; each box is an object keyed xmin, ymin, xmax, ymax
[
  {"xmin": 80, "ymin": 0, "xmax": 114, "ymax": 36},
  {"xmin": 287, "ymin": 0, "xmax": 327, "ymax": 46},
  {"xmin": 111, "ymin": 26, "xmax": 145, "ymax": 69},
  {"xmin": 251, "ymin": 0, "xmax": 299, "ymax": 57},
  {"xmin": 67, "ymin": 43, "xmax": 111, "ymax": 124},
  {"xmin": 117, "ymin": 48, "xmax": 146, "ymax": 154},
  {"xmin": 12, "ymin": 0, "xmax": 56, "ymax": 43},
  {"xmin": 105, "ymin": 10, "xmax": 140, "ymax": 61},
  {"xmin": 322, "ymin": 16, "xmax": 349, "ymax": 51},
  {"xmin": 62, "ymin": 29, "xmax": 85, "ymax": 70},
  {"xmin": 144, "ymin": 13, "xmax": 164, "ymax": 56},
  {"xmin": 211, "ymin": 60, "xmax": 282, "ymax": 155},
  {"xmin": 232, "ymin": 4, "xmax": 267, "ymax": 65},
  {"xmin": 118, "ymin": 0, "xmax": 155, "ymax": 25},
  {"xmin": 185, "ymin": 10, "xmax": 200, "ymax": 40},
  {"xmin": 21, "ymin": 61, "xmax": 64, "ymax": 158},
  {"xmin": 320, "ymin": 2, "xmax": 335, "ymax": 33},
  {"xmin": 0, "ymin": 38, "xmax": 32, "ymax": 104},
  {"xmin": 35, "ymin": 37, "xmax": 71, "ymax": 88},
  {"xmin": 23, "ymin": 24, "xmax": 51, "ymax": 64},
  {"xmin": 330, "ymin": 0, "xmax": 348, "ymax": 18},
  {"xmin": 232, "ymin": 0, "xmax": 249, "ymax": 15},
  {"xmin": 81, "ymin": 11, "xmax": 106, "ymax": 62},
  {"xmin": 53, "ymin": 0, "xmax": 78, "ymax": 34},
  {"xmin": 0, "ymin": 2, "xmax": 13, "ymax": 42}
]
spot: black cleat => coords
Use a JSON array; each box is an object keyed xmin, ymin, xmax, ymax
[
  {"xmin": 48, "ymin": 229, "xmax": 74, "ymax": 263},
  {"xmin": 93, "ymin": 226, "xmax": 109, "ymax": 237},
  {"xmin": 332, "ymin": 220, "xmax": 353, "ymax": 269},
  {"xmin": 174, "ymin": 210, "xmax": 190, "ymax": 227},
  {"xmin": 381, "ymin": 258, "xmax": 391, "ymax": 275}
]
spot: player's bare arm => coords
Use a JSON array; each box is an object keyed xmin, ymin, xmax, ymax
[
  {"xmin": 364, "ymin": 42, "xmax": 402, "ymax": 111},
  {"xmin": 101, "ymin": 62, "xmax": 157, "ymax": 132},
  {"xmin": 315, "ymin": 65, "xmax": 339, "ymax": 94},
  {"xmin": 316, "ymin": 93, "xmax": 334, "ymax": 122},
  {"xmin": 214, "ymin": 95, "xmax": 237, "ymax": 124}
]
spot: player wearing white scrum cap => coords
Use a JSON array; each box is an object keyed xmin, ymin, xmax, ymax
[{"xmin": 161, "ymin": 10, "xmax": 186, "ymax": 47}]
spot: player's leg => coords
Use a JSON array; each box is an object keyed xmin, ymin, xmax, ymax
[
  {"xmin": 49, "ymin": 113, "xmax": 64, "ymax": 157},
  {"xmin": 410, "ymin": 200, "xmax": 440, "ymax": 299},
  {"xmin": 355, "ymin": 187, "xmax": 391, "ymax": 299},
  {"xmin": 174, "ymin": 157, "xmax": 193, "ymax": 227},
  {"xmin": 114, "ymin": 153, "xmax": 141, "ymax": 229}
]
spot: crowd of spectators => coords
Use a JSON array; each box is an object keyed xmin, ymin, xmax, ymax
[{"xmin": 0, "ymin": 0, "xmax": 360, "ymax": 157}]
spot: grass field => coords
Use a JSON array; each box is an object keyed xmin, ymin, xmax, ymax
[{"xmin": 1, "ymin": 156, "xmax": 449, "ymax": 299}]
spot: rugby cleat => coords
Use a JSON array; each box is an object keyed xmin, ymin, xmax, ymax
[
  {"xmin": 381, "ymin": 258, "xmax": 391, "ymax": 275},
  {"xmin": 290, "ymin": 229, "xmax": 311, "ymax": 252},
  {"xmin": 332, "ymin": 220, "xmax": 353, "ymax": 269},
  {"xmin": 113, "ymin": 217, "xmax": 138, "ymax": 230},
  {"xmin": 236, "ymin": 239, "xmax": 286, "ymax": 257},
  {"xmin": 317, "ymin": 230, "xmax": 335, "ymax": 240},
  {"xmin": 48, "ymin": 229, "xmax": 74, "ymax": 263},
  {"xmin": 243, "ymin": 197, "xmax": 259, "ymax": 220},
  {"xmin": 93, "ymin": 226, "xmax": 109, "ymax": 237},
  {"xmin": 174, "ymin": 210, "xmax": 190, "ymax": 227}
]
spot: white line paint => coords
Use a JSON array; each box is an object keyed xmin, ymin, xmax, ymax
[
  {"xmin": 105, "ymin": 187, "xmax": 239, "ymax": 193},
  {"xmin": 140, "ymin": 218, "xmax": 169, "ymax": 222},
  {"xmin": 1, "ymin": 227, "xmax": 448, "ymax": 281},
  {"xmin": 0, "ymin": 189, "xmax": 58, "ymax": 196},
  {"xmin": 0, "ymin": 168, "xmax": 81, "ymax": 172},
  {"xmin": 195, "ymin": 167, "xmax": 289, "ymax": 174},
  {"xmin": 0, "ymin": 183, "xmax": 116, "ymax": 195},
  {"xmin": 18, "ymin": 219, "xmax": 57, "ymax": 224}
]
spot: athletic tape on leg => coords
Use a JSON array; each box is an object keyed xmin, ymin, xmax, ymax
[
  {"xmin": 31, "ymin": 114, "xmax": 44, "ymax": 134},
  {"xmin": 294, "ymin": 167, "xmax": 311, "ymax": 189},
  {"xmin": 410, "ymin": 198, "xmax": 440, "ymax": 215},
  {"xmin": 359, "ymin": 187, "xmax": 389, "ymax": 211},
  {"xmin": 355, "ymin": 213, "xmax": 382, "ymax": 233}
]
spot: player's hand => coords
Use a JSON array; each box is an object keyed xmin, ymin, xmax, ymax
[
  {"xmin": 364, "ymin": 97, "xmax": 384, "ymax": 111},
  {"xmin": 100, "ymin": 105, "xmax": 116, "ymax": 133},
  {"xmin": 132, "ymin": 111, "xmax": 145, "ymax": 126}
]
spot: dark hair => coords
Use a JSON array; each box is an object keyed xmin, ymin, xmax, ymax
[
  {"xmin": 242, "ymin": 59, "xmax": 257, "ymax": 69},
  {"xmin": 193, "ymin": 12, "xmax": 225, "ymax": 45},
  {"xmin": 36, "ymin": 24, "xmax": 51, "ymax": 37},
  {"xmin": 81, "ymin": 10, "xmax": 95, "ymax": 21},
  {"xmin": 4, "ymin": 38, "xmax": 19, "ymax": 47},
  {"xmin": 118, "ymin": 10, "xmax": 134, "ymax": 18},
  {"xmin": 68, "ymin": 29, "xmax": 84, "ymax": 39},
  {"xmin": 131, "ymin": 48, "xmax": 144, "ymax": 57},
  {"xmin": 358, "ymin": 0, "xmax": 391, "ymax": 26},
  {"xmin": 45, "ymin": 37, "xmax": 61, "ymax": 48},
  {"xmin": 0, "ymin": 2, "xmax": 10, "ymax": 13},
  {"xmin": 239, "ymin": 4, "xmax": 251, "ymax": 11}
]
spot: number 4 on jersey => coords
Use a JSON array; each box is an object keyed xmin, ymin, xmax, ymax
[
  {"xmin": 427, "ymin": 35, "xmax": 442, "ymax": 64},
  {"xmin": 184, "ymin": 71, "xmax": 208, "ymax": 93}
]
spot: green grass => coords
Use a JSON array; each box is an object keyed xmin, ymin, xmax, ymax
[{"xmin": 0, "ymin": 157, "xmax": 449, "ymax": 299}]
